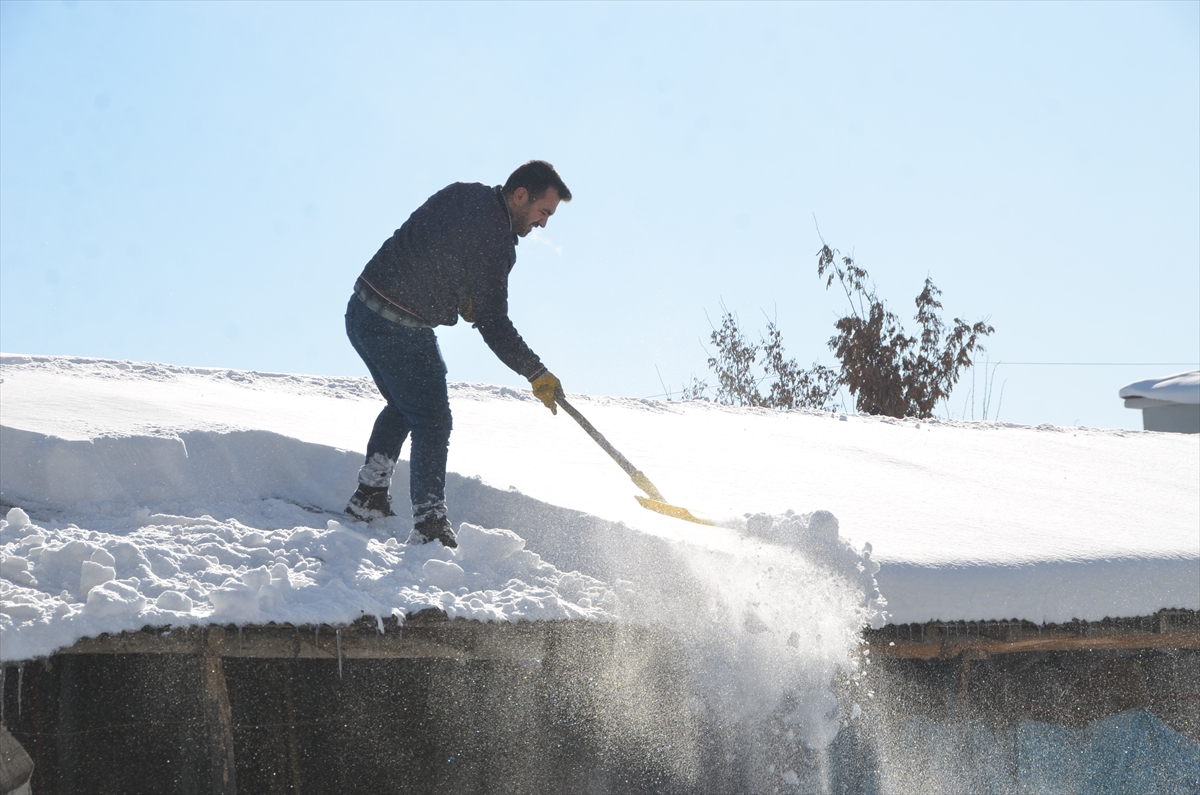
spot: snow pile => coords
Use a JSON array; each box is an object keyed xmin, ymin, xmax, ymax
[
  {"xmin": 0, "ymin": 501, "xmax": 616, "ymax": 662},
  {"xmin": 1120, "ymin": 370, "xmax": 1200, "ymax": 405},
  {"xmin": 3, "ymin": 354, "xmax": 1197, "ymax": 631},
  {"xmin": 744, "ymin": 508, "xmax": 885, "ymax": 621}
]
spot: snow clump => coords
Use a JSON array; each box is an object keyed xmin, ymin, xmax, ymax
[{"xmin": 0, "ymin": 505, "xmax": 617, "ymax": 663}]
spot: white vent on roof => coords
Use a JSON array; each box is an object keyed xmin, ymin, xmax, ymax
[{"xmin": 1119, "ymin": 371, "xmax": 1200, "ymax": 433}]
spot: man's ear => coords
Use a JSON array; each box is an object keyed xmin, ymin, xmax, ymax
[{"xmin": 510, "ymin": 186, "xmax": 529, "ymax": 206}]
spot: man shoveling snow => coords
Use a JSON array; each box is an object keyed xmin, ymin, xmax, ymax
[{"xmin": 344, "ymin": 161, "xmax": 571, "ymax": 547}]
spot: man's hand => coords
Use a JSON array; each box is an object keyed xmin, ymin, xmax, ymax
[{"xmin": 531, "ymin": 372, "xmax": 562, "ymax": 415}]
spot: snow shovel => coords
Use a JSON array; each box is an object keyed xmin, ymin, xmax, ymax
[{"xmin": 554, "ymin": 393, "xmax": 714, "ymax": 526}]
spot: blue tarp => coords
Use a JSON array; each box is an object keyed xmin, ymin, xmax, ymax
[
  {"xmin": 1017, "ymin": 710, "xmax": 1200, "ymax": 794},
  {"xmin": 820, "ymin": 709, "xmax": 1200, "ymax": 794}
]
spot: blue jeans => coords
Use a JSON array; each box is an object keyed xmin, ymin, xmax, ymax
[{"xmin": 345, "ymin": 295, "xmax": 452, "ymax": 523}]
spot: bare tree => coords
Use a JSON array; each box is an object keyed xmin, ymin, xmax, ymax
[
  {"xmin": 700, "ymin": 306, "xmax": 838, "ymax": 410},
  {"xmin": 706, "ymin": 306, "xmax": 763, "ymax": 407},
  {"xmin": 817, "ymin": 245, "xmax": 993, "ymax": 418},
  {"xmin": 760, "ymin": 319, "xmax": 839, "ymax": 410},
  {"xmin": 694, "ymin": 246, "xmax": 992, "ymax": 419}
]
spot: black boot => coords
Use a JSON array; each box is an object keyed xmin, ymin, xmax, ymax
[
  {"xmin": 345, "ymin": 484, "xmax": 395, "ymax": 522},
  {"xmin": 408, "ymin": 515, "xmax": 457, "ymax": 548}
]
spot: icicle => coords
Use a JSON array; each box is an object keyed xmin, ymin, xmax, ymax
[
  {"xmin": 336, "ymin": 629, "xmax": 343, "ymax": 680},
  {"xmin": 17, "ymin": 665, "xmax": 23, "ymax": 718}
]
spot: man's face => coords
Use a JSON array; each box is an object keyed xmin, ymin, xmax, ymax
[{"xmin": 508, "ymin": 186, "xmax": 561, "ymax": 237}]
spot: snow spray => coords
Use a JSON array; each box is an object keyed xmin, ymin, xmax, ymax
[{"xmin": 558, "ymin": 508, "xmax": 887, "ymax": 792}]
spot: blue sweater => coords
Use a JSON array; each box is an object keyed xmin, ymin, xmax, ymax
[{"xmin": 358, "ymin": 182, "xmax": 545, "ymax": 380}]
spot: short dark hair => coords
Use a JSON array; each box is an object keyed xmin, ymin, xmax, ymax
[{"xmin": 502, "ymin": 160, "xmax": 572, "ymax": 202}]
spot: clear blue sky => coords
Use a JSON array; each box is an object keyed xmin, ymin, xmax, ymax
[{"xmin": 2, "ymin": 1, "xmax": 1197, "ymax": 430}]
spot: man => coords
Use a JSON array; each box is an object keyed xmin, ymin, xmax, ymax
[{"xmin": 343, "ymin": 160, "xmax": 570, "ymax": 547}]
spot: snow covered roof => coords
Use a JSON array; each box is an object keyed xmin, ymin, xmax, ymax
[
  {"xmin": 1119, "ymin": 370, "xmax": 1200, "ymax": 406},
  {"xmin": 2, "ymin": 354, "xmax": 1198, "ymax": 667}
]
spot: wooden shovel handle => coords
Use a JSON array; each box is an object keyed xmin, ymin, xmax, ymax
[{"xmin": 554, "ymin": 393, "xmax": 667, "ymax": 502}]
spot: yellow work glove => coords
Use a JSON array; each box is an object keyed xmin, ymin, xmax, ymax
[{"xmin": 530, "ymin": 371, "xmax": 561, "ymax": 415}]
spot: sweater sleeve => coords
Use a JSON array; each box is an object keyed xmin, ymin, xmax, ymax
[{"xmin": 471, "ymin": 247, "xmax": 545, "ymax": 380}]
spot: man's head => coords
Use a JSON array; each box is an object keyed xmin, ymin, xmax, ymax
[{"xmin": 503, "ymin": 160, "xmax": 572, "ymax": 237}]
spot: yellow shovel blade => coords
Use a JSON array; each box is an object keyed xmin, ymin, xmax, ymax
[{"xmin": 634, "ymin": 495, "xmax": 716, "ymax": 526}]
